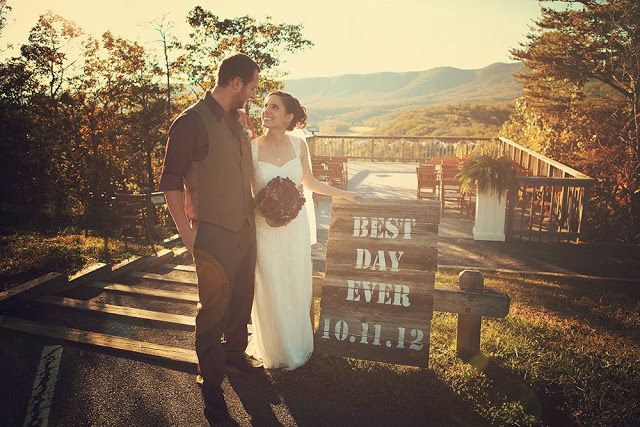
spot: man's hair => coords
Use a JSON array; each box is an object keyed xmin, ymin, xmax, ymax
[{"xmin": 217, "ymin": 53, "xmax": 260, "ymax": 87}]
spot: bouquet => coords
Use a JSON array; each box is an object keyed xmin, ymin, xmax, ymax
[{"xmin": 254, "ymin": 176, "xmax": 306, "ymax": 227}]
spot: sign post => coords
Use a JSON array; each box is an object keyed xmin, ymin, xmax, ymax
[{"xmin": 315, "ymin": 197, "xmax": 441, "ymax": 367}]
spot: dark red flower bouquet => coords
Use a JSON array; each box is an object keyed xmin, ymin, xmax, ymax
[{"xmin": 254, "ymin": 176, "xmax": 306, "ymax": 227}]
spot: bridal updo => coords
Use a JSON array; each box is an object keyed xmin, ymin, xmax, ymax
[{"xmin": 269, "ymin": 90, "xmax": 307, "ymax": 131}]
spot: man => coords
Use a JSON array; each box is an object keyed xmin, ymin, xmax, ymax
[{"xmin": 158, "ymin": 53, "xmax": 261, "ymax": 425}]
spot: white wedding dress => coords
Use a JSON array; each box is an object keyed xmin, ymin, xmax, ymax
[{"xmin": 247, "ymin": 134, "xmax": 314, "ymax": 370}]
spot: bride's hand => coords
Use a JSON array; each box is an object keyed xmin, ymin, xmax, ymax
[{"xmin": 343, "ymin": 191, "xmax": 362, "ymax": 204}]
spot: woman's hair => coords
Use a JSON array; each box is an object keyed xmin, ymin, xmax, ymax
[{"xmin": 269, "ymin": 90, "xmax": 307, "ymax": 131}]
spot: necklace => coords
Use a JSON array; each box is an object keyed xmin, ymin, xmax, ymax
[{"xmin": 266, "ymin": 136, "xmax": 288, "ymax": 163}]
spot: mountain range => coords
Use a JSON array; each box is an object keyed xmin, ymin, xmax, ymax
[{"xmin": 283, "ymin": 62, "xmax": 524, "ymax": 132}]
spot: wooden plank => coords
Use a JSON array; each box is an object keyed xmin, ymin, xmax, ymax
[
  {"xmin": 325, "ymin": 243, "xmax": 438, "ymax": 273},
  {"xmin": 319, "ymin": 292, "xmax": 433, "ymax": 328},
  {"xmin": 538, "ymin": 185, "xmax": 546, "ymax": 235},
  {"xmin": 519, "ymin": 186, "xmax": 527, "ymax": 240},
  {"xmin": 330, "ymin": 196, "xmax": 442, "ymax": 212},
  {"xmin": 128, "ymin": 271, "xmax": 197, "ymax": 286},
  {"xmin": 161, "ymin": 233, "xmax": 180, "ymax": 245},
  {"xmin": 68, "ymin": 263, "xmax": 110, "ymax": 289},
  {"xmin": 87, "ymin": 282, "xmax": 198, "ymax": 302},
  {"xmin": 322, "ymin": 273, "xmax": 435, "ymax": 293},
  {"xmin": 436, "ymin": 287, "xmax": 509, "ymax": 318},
  {"xmin": 173, "ymin": 246, "xmax": 190, "ymax": 258},
  {"xmin": 312, "ymin": 274, "xmax": 510, "ymax": 318},
  {"xmin": 314, "ymin": 317, "xmax": 431, "ymax": 367},
  {"xmin": 456, "ymin": 271, "xmax": 484, "ymax": 360},
  {"xmin": 330, "ymin": 198, "xmax": 441, "ymax": 223},
  {"xmin": 37, "ymin": 296, "xmax": 195, "ymax": 327},
  {"xmin": 329, "ymin": 215, "xmax": 439, "ymax": 237},
  {"xmin": 322, "ymin": 267, "xmax": 435, "ymax": 285},
  {"xmin": 147, "ymin": 248, "xmax": 174, "ymax": 268},
  {"xmin": 0, "ymin": 273, "xmax": 68, "ymax": 311},
  {"xmin": 509, "ymin": 230, "xmax": 586, "ymax": 240},
  {"xmin": 0, "ymin": 315, "xmax": 197, "ymax": 365},
  {"xmin": 328, "ymin": 229, "xmax": 438, "ymax": 247},
  {"xmin": 313, "ymin": 134, "xmax": 495, "ymax": 142},
  {"xmin": 500, "ymin": 137, "xmax": 593, "ymax": 179},
  {"xmin": 438, "ymin": 264, "xmax": 639, "ymax": 284},
  {"xmin": 317, "ymin": 197, "xmax": 439, "ymax": 366},
  {"xmin": 320, "ymin": 287, "xmax": 434, "ymax": 323},
  {"xmin": 111, "ymin": 255, "xmax": 148, "ymax": 278},
  {"xmin": 111, "ymin": 249, "xmax": 175, "ymax": 279},
  {"xmin": 162, "ymin": 264, "xmax": 196, "ymax": 272}
]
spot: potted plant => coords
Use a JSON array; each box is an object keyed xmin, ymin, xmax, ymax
[{"xmin": 457, "ymin": 154, "xmax": 519, "ymax": 241}]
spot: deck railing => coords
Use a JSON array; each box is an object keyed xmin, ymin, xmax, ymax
[
  {"xmin": 498, "ymin": 137, "xmax": 595, "ymax": 242},
  {"xmin": 309, "ymin": 134, "xmax": 595, "ymax": 242},
  {"xmin": 307, "ymin": 134, "xmax": 493, "ymax": 162}
]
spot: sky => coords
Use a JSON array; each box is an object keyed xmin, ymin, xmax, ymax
[{"xmin": 1, "ymin": 0, "xmax": 543, "ymax": 79}]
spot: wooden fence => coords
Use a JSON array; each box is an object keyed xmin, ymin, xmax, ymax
[
  {"xmin": 307, "ymin": 135, "xmax": 493, "ymax": 163},
  {"xmin": 498, "ymin": 137, "xmax": 595, "ymax": 242}
]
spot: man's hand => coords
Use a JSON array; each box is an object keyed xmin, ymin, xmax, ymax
[
  {"xmin": 181, "ymin": 226, "xmax": 197, "ymax": 254},
  {"xmin": 164, "ymin": 191, "xmax": 197, "ymax": 254}
]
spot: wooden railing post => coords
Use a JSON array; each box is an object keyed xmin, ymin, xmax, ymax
[
  {"xmin": 506, "ymin": 188, "xmax": 517, "ymax": 241},
  {"xmin": 456, "ymin": 270, "xmax": 484, "ymax": 361}
]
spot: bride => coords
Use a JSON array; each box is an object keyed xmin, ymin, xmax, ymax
[{"xmin": 247, "ymin": 90, "xmax": 359, "ymax": 370}]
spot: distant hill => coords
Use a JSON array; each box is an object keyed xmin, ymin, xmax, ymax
[
  {"xmin": 283, "ymin": 62, "xmax": 524, "ymax": 133},
  {"xmin": 372, "ymin": 104, "xmax": 514, "ymax": 137}
]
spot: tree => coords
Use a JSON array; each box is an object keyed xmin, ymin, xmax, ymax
[
  {"xmin": 1, "ymin": 6, "xmax": 314, "ymax": 237},
  {"xmin": 0, "ymin": 0, "xmax": 11, "ymax": 39},
  {"xmin": 8, "ymin": 13, "xmax": 87, "ymax": 221},
  {"xmin": 76, "ymin": 32, "xmax": 166, "ymax": 222},
  {"xmin": 20, "ymin": 12, "xmax": 83, "ymax": 101},
  {"xmin": 178, "ymin": 6, "xmax": 313, "ymax": 101},
  {"xmin": 150, "ymin": 15, "xmax": 183, "ymax": 122},
  {"xmin": 508, "ymin": 0, "xmax": 640, "ymax": 242}
]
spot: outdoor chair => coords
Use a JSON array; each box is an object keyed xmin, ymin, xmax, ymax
[
  {"xmin": 459, "ymin": 188, "xmax": 476, "ymax": 219},
  {"xmin": 311, "ymin": 156, "xmax": 329, "ymax": 181},
  {"xmin": 416, "ymin": 164, "xmax": 439, "ymax": 200},
  {"xmin": 330, "ymin": 156, "xmax": 348, "ymax": 179},
  {"xmin": 327, "ymin": 161, "xmax": 347, "ymax": 189},
  {"xmin": 116, "ymin": 194, "xmax": 150, "ymax": 242},
  {"xmin": 441, "ymin": 156, "xmax": 461, "ymax": 166},
  {"xmin": 439, "ymin": 163, "xmax": 463, "ymax": 211}
]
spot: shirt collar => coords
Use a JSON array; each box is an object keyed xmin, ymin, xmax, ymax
[{"xmin": 204, "ymin": 91, "xmax": 227, "ymax": 122}]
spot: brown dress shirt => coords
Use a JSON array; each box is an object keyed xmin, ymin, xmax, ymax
[{"xmin": 158, "ymin": 92, "xmax": 249, "ymax": 192}]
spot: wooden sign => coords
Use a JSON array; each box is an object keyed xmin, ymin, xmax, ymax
[{"xmin": 315, "ymin": 197, "xmax": 441, "ymax": 367}]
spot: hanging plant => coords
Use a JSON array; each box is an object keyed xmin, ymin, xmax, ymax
[{"xmin": 457, "ymin": 154, "xmax": 519, "ymax": 201}]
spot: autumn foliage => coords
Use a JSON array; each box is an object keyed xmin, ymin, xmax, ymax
[
  {"xmin": 0, "ymin": 3, "xmax": 311, "ymax": 233},
  {"xmin": 503, "ymin": 0, "xmax": 640, "ymax": 243}
]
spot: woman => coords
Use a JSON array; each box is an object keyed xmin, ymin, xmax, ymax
[{"xmin": 247, "ymin": 91, "xmax": 359, "ymax": 370}]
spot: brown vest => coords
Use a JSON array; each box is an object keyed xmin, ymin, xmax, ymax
[{"xmin": 183, "ymin": 100, "xmax": 254, "ymax": 232}]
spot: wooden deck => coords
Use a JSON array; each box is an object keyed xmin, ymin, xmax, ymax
[
  {"xmin": 314, "ymin": 161, "xmax": 474, "ymax": 240},
  {"xmin": 311, "ymin": 161, "xmax": 640, "ymax": 280}
]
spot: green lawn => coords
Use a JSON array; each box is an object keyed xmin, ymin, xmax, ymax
[
  {"xmin": 0, "ymin": 232, "xmax": 162, "ymax": 290},
  {"xmin": 298, "ymin": 272, "xmax": 640, "ymax": 426}
]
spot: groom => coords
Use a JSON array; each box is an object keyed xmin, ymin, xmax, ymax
[{"xmin": 158, "ymin": 53, "xmax": 262, "ymax": 425}]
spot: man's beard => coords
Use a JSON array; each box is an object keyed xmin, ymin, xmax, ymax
[{"xmin": 230, "ymin": 93, "xmax": 246, "ymax": 110}]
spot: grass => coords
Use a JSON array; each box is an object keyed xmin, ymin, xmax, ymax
[
  {"xmin": 295, "ymin": 272, "xmax": 640, "ymax": 426},
  {"xmin": 0, "ymin": 232, "xmax": 163, "ymax": 290}
]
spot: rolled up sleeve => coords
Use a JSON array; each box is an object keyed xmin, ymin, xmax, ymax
[{"xmin": 158, "ymin": 113, "xmax": 199, "ymax": 192}]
